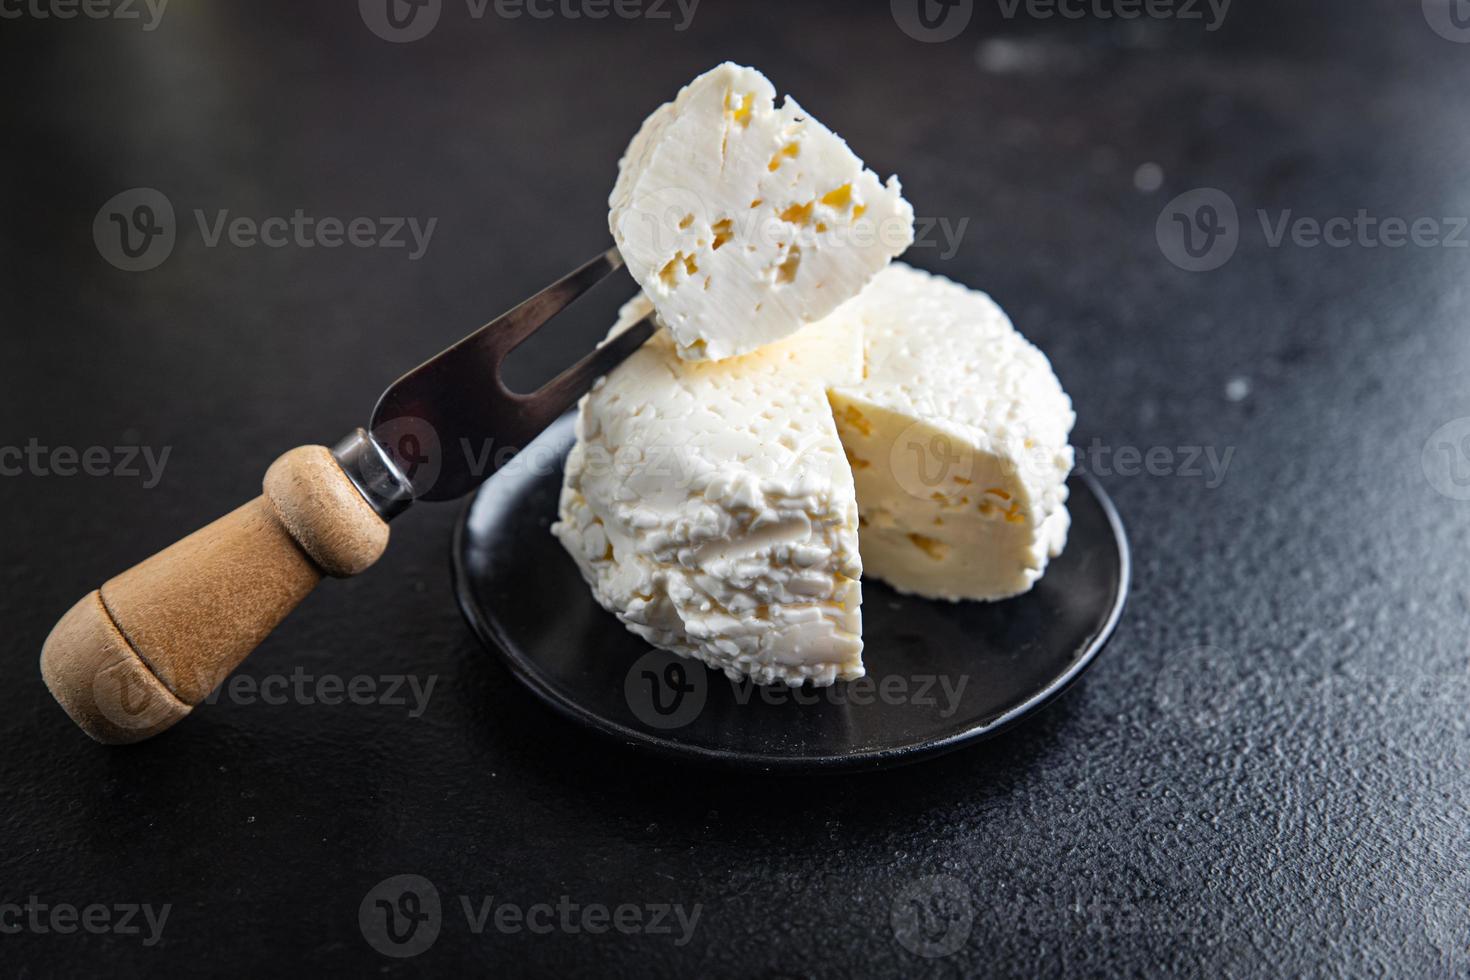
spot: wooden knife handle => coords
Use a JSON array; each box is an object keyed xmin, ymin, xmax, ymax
[{"xmin": 40, "ymin": 445, "xmax": 391, "ymax": 744}]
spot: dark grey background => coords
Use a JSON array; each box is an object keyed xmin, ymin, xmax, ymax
[{"xmin": 2, "ymin": 0, "xmax": 1467, "ymax": 976}]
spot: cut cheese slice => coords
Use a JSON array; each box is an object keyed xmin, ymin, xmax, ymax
[
  {"xmin": 552, "ymin": 295, "xmax": 866, "ymax": 687},
  {"xmin": 610, "ymin": 62, "xmax": 914, "ymax": 363},
  {"xmin": 830, "ymin": 264, "xmax": 1075, "ymax": 600}
]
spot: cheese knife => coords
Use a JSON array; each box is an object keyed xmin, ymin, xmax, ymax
[{"xmin": 40, "ymin": 247, "xmax": 655, "ymax": 744}]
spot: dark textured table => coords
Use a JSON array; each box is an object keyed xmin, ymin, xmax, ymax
[{"xmin": 3, "ymin": 1, "xmax": 1467, "ymax": 976}]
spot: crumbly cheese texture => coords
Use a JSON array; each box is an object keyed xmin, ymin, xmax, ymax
[
  {"xmin": 552, "ymin": 296, "xmax": 867, "ymax": 687},
  {"xmin": 830, "ymin": 264, "xmax": 1075, "ymax": 601},
  {"xmin": 553, "ymin": 264, "xmax": 1074, "ymax": 686},
  {"xmin": 610, "ymin": 62, "xmax": 914, "ymax": 363}
]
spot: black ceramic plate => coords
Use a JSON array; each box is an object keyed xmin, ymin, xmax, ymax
[{"xmin": 452, "ymin": 414, "xmax": 1129, "ymax": 772}]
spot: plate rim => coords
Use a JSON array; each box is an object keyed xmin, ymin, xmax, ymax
[{"xmin": 450, "ymin": 435, "xmax": 1130, "ymax": 773}]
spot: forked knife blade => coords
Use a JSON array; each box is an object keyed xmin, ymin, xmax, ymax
[{"xmin": 341, "ymin": 246, "xmax": 656, "ymax": 510}]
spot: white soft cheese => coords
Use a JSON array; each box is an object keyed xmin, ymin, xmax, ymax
[
  {"xmin": 610, "ymin": 62, "xmax": 914, "ymax": 363},
  {"xmin": 553, "ymin": 265, "xmax": 1075, "ymax": 685},
  {"xmin": 552, "ymin": 296, "xmax": 867, "ymax": 687},
  {"xmin": 829, "ymin": 264, "xmax": 1075, "ymax": 601}
]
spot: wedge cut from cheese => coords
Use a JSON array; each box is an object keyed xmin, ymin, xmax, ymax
[
  {"xmin": 830, "ymin": 264, "xmax": 1075, "ymax": 601},
  {"xmin": 552, "ymin": 295, "xmax": 866, "ymax": 687},
  {"xmin": 610, "ymin": 62, "xmax": 914, "ymax": 363}
]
